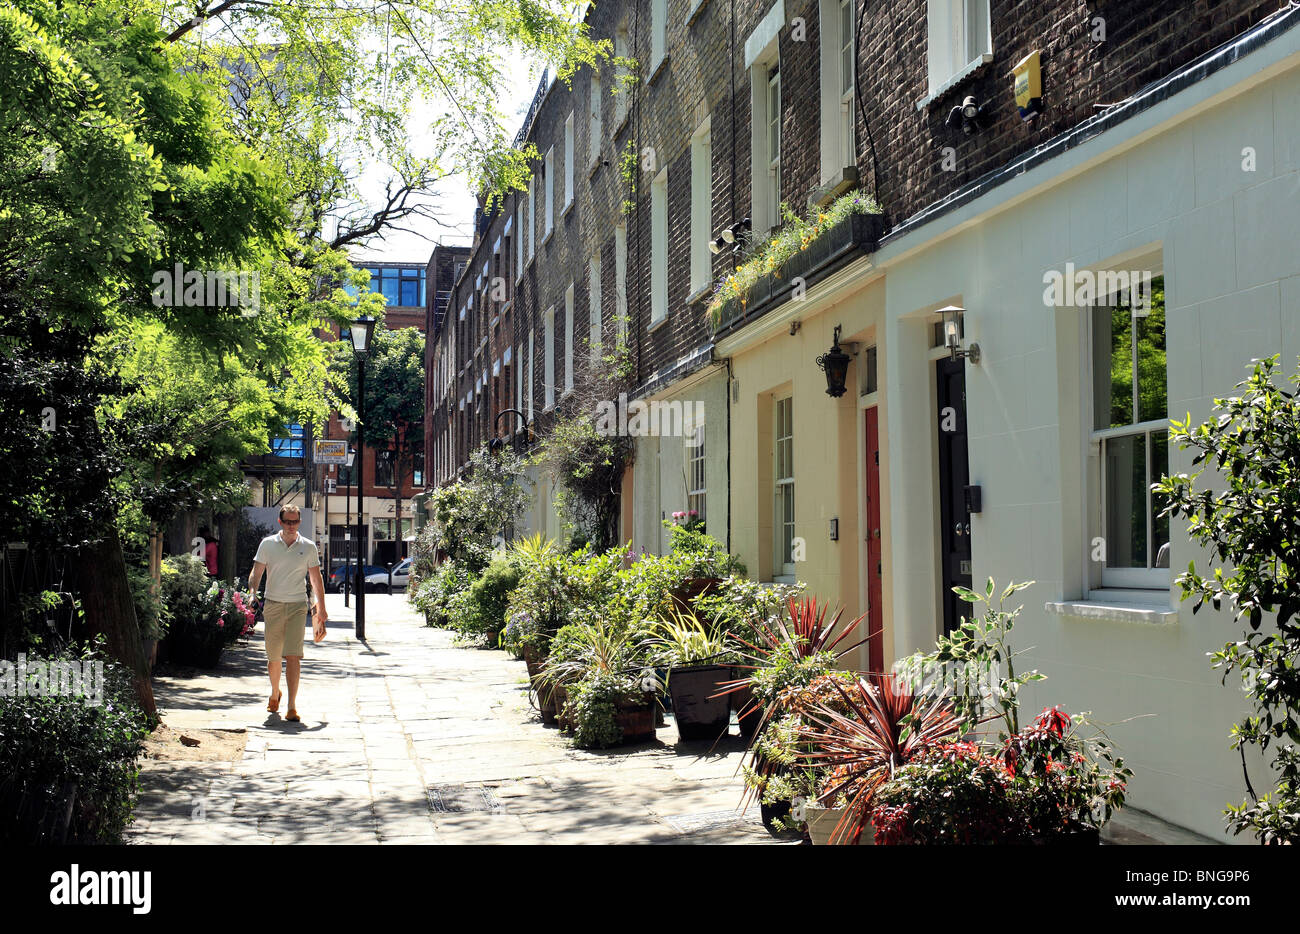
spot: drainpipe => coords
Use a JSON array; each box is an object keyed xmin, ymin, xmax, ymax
[{"xmin": 725, "ymin": 357, "xmax": 733, "ymax": 555}]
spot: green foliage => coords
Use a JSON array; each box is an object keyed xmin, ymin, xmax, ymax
[
  {"xmin": 537, "ymin": 415, "xmax": 632, "ymax": 552},
  {"xmin": 411, "ymin": 561, "xmax": 472, "ymax": 629},
  {"xmin": 1155, "ymin": 354, "xmax": 1300, "ymax": 844},
  {"xmin": 330, "ymin": 325, "xmax": 424, "ymax": 486},
  {"xmin": 460, "ymin": 557, "xmax": 522, "ymax": 641},
  {"xmin": 126, "ymin": 564, "xmax": 166, "ymax": 642},
  {"xmin": 692, "ymin": 576, "xmax": 805, "ymax": 646},
  {"xmin": 706, "ymin": 191, "xmax": 881, "ymax": 326},
  {"xmin": 871, "ymin": 743, "xmax": 1024, "ymax": 845},
  {"xmin": 895, "ymin": 578, "xmax": 1040, "ymax": 739},
  {"xmin": 645, "ymin": 610, "xmax": 741, "ymax": 669},
  {"xmin": 566, "ymin": 673, "xmax": 642, "ymax": 749},
  {"xmin": 430, "ymin": 446, "xmax": 529, "ymax": 573},
  {"xmin": 0, "ymin": 642, "xmax": 149, "ymax": 843}
]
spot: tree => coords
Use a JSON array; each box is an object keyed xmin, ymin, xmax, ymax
[
  {"xmin": 1157, "ymin": 354, "xmax": 1300, "ymax": 844},
  {"xmin": 331, "ymin": 325, "xmax": 424, "ymax": 556},
  {"xmin": 156, "ymin": 0, "xmax": 607, "ymax": 245},
  {"xmin": 430, "ymin": 446, "xmax": 529, "ymax": 573}
]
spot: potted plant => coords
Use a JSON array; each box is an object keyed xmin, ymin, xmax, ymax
[
  {"xmin": 799, "ymin": 674, "xmax": 961, "ymax": 844},
  {"xmin": 645, "ymin": 611, "xmax": 741, "ymax": 741},
  {"xmin": 718, "ymin": 598, "xmax": 867, "ymax": 834},
  {"xmin": 539, "ymin": 620, "xmax": 657, "ymax": 748}
]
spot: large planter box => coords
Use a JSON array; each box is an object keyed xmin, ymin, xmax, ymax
[
  {"xmin": 712, "ymin": 211, "xmax": 886, "ymax": 333},
  {"xmin": 666, "ymin": 664, "xmax": 734, "ymax": 741}
]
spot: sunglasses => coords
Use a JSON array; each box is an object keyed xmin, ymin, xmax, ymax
[{"xmin": 281, "ymin": 519, "xmax": 301, "ymax": 526}]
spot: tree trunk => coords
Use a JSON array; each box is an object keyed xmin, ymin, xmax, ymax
[
  {"xmin": 218, "ymin": 509, "xmax": 239, "ymax": 582},
  {"xmin": 77, "ymin": 528, "xmax": 158, "ymax": 723}
]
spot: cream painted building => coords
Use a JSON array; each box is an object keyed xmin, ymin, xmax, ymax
[{"xmin": 718, "ymin": 13, "xmax": 1300, "ymax": 841}]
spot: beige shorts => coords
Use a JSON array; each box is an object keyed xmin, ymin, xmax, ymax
[{"xmin": 263, "ymin": 600, "xmax": 308, "ymax": 663}]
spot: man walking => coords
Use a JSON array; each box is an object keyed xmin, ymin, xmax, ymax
[{"xmin": 249, "ymin": 505, "xmax": 327, "ymax": 722}]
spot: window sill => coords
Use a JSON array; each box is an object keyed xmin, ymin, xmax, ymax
[
  {"xmin": 541, "ymin": 229, "xmax": 554, "ymax": 248},
  {"xmin": 588, "ymin": 157, "xmax": 602, "ymax": 178},
  {"xmin": 1044, "ymin": 597, "xmax": 1177, "ymax": 626},
  {"xmin": 562, "ymin": 199, "xmax": 574, "ymax": 219},
  {"xmin": 686, "ymin": 0, "xmax": 710, "ymax": 26},
  {"xmin": 686, "ymin": 285, "xmax": 712, "ymax": 306},
  {"xmin": 648, "ymin": 314, "xmax": 670, "ymax": 333},
  {"xmin": 614, "ymin": 112, "xmax": 630, "ymax": 137},
  {"xmin": 648, "ymin": 54, "xmax": 670, "ymax": 86},
  {"xmin": 809, "ymin": 166, "xmax": 860, "ymax": 210},
  {"xmin": 915, "ymin": 53, "xmax": 995, "ymax": 111}
]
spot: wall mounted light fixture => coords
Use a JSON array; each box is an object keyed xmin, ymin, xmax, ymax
[
  {"xmin": 946, "ymin": 95, "xmax": 988, "ymax": 135},
  {"xmin": 938, "ymin": 305, "xmax": 980, "ymax": 363},
  {"xmin": 816, "ymin": 325, "xmax": 852, "ymax": 397}
]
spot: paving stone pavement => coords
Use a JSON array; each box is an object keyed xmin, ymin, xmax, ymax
[{"xmin": 128, "ymin": 593, "xmax": 779, "ymax": 845}]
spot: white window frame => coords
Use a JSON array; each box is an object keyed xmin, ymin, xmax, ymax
[
  {"xmin": 589, "ymin": 73, "xmax": 603, "ymax": 170},
  {"xmin": 544, "ymin": 148, "xmax": 555, "ymax": 238},
  {"xmin": 651, "ymin": 0, "xmax": 668, "ymax": 77},
  {"xmin": 924, "ymin": 0, "xmax": 993, "ymax": 101},
  {"xmin": 527, "ymin": 329, "xmax": 535, "ymax": 421},
  {"xmin": 749, "ymin": 26, "xmax": 782, "ymax": 237},
  {"xmin": 615, "ymin": 223, "xmax": 629, "ymax": 344},
  {"xmin": 563, "ymin": 283, "xmax": 575, "ymax": 394},
  {"xmin": 563, "ymin": 114, "xmax": 575, "ymax": 210},
  {"xmin": 689, "ymin": 117, "xmax": 713, "ymax": 296},
  {"xmin": 516, "ymin": 341, "xmax": 524, "ymax": 428},
  {"xmin": 588, "ymin": 254, "xmax": 602, "ymax": 361},
  {"xmin": 774, "ymin": 395, "xmax": 795, "ymax": 581},
  {"xmin": 818, "ymin": 0, "xmax": 856, "ymax": 184},
  {"xmin": 1085, "ymin": 268, "xmax": 1169, "ymax": 592},
  {"xmin": 526, "ymin": 178, "xmax": 535, "ymax": 260},
  {"xmin": 650, "ymin": 168, "xmax": 669, "ymax": 326},
  {"xmin": 516, "ymin": 203, "xmax": 525, "ymax": 279},
  {"xmin": 543, "ymin": 307, "xmax": 556, "ymax": 411},
  {"xmin": 614, "ymin": 27, "xmax": 630, "ymax": 128},
  {"xmin": 686, "ymin": 415, "xmax": 706, "ymax": 524}
]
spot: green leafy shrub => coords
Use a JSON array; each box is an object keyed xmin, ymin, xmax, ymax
[
  {"xmin": 459, "ymin": 556, "xmax": 521, "ymax": 641},
  {"xmin": 0, "ymin": 644, "xmax": 149, "ymax": 843},
  {"xmin": 411, "ymin": 561, "xmax": 472, "ymax": 628},
  {"xmin": 1156, "ymin": 354, "xmax": 1300, "ymax": 844},
  {"xmin": 565, "ymin": 672, "xmax": 645, "ymax": 749}
]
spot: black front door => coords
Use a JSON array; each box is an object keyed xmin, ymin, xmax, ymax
[{"xmin": 936, "ymin": 358, "xmax": 972, "ymax": 634}]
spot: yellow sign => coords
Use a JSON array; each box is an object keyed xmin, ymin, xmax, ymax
[
  {"xmin": 1013, "ymin": 51, "xmax": 1042, "ymax": 121},
  {"xmin": 313, "ymin": 439, "xmax": 348, "ymax": 464}
]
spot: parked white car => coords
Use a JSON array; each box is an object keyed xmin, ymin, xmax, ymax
[{"xmin": 364, "ymin": 558, "xmax": 411, "ymax": 591}]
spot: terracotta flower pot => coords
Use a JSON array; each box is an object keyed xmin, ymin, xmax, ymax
[{"xmin": 614, "ymin": 702, "xmax": 656, "ymax": 744}]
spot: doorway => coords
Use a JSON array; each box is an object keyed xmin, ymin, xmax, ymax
[
  {"xmin": 863, "ymin": 407, "xmax": 884, "ymax": 675},
  {"xmin": 936, "ymin": 358, "xmax": 972, "ymax": 634}
]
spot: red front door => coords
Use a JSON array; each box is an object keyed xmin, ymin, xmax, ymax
[{"xmin": 864, "ymin": 408, "xmax": 884, "ymax": 676}]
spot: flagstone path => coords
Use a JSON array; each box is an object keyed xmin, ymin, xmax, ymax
[{"xmin": 127, "ymin": 593, "xmax": 775, "ymax": 845}]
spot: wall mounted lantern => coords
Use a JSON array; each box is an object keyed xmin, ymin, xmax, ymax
[
  {"xmin": 938, "ymin": 305, "xmax": 980, "ymax": 363},
  {"xmin": 816, "ymin": 325, "xmax": 852, "ymax": 397}
]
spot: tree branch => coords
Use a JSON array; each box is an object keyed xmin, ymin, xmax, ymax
[{"xmin": 165, "ymin": 1, "xmax": 273, "ymax": 43}]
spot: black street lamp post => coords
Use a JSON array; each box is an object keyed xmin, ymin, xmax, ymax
[{"xmin": 348, "ymin": 315, "xmax": 377, "ymax": 639}]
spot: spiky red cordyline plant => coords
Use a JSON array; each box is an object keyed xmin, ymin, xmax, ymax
[
  {"xmin": 799, "ymin": 675, "xmax": 961, "ymax": 844},
  {"xmin": 712, "ymin": 596, "xmax": 868, "ymax": 743}
]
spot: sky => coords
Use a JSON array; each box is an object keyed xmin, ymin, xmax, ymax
[{"xmin": 346, "ymin": 55, "xmax": 547, "ymax": 265}]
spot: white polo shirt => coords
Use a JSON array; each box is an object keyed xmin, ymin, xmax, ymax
[{"xmin": 253, "ymin": 531, "xmax": 320, "ymax": 603}]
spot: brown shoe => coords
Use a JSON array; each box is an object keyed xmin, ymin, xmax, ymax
[
  {"xmin": 285, "ymin": 709, "xmax": 300, "ymax": 722},
  {"xmin": 267, "ymin": 691, "xmax": 281, "ymax": 713}
]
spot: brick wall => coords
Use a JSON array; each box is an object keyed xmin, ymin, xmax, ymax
[{"xmin": 426, "ymin": 0, "xmax": 1281, "ymax": 486}]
